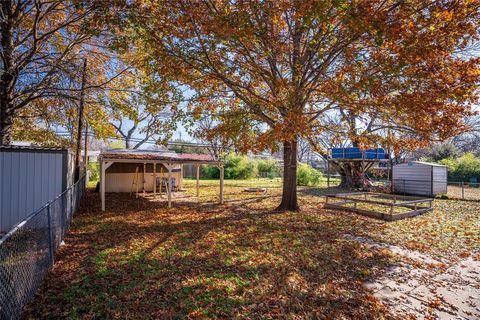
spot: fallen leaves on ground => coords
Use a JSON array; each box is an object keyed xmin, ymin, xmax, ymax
[{"xmin": 23, "ymin": 179, "xmax": 479, "ymax": 319}]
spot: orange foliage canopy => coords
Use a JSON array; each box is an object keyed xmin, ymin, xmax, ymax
[{"xmin": 121, "ymin": 0, "xmax": 479, "ymax": 154}]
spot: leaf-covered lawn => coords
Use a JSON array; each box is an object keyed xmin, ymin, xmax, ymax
[
  {"xmin": 302, "ymin": 187, "xmax": 479, "ymax": 260},
  {"xmin": 25, "ymin": 181, "xmax": 479, "ymax": 319}
]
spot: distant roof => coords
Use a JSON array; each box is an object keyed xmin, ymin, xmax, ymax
[
  {"xmin": 100, "ymin": 149, "xmax": 219, "ymax": 163},
  {"xmin": 81, "ymin": 150, "xmax": 101, "ymax": 156},
  {"xmin": 177, "ymin": 153, "xmax": 215, "ymax": 161}
]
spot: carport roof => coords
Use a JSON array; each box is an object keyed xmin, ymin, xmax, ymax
[{"xmin": 100, "ymin": 149, "xmax": 222, "ymax": 164}]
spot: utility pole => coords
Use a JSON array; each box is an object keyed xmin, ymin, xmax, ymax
[
  {"xmin": 74, "ymin": 58, "xmax": 87, "ymax": 182},
  {"xmin": 84, "ymin": 121, "xmax": 88, "ymax": 172}
]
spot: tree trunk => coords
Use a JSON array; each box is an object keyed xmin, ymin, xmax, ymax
[
  {"xmin": 276, "ymin": 139, "xmax": 299, "ymax": 212},
  {"xmin": 337, "ymin": 164, "xmax": 363, "ymax": 189},
  {"xmin": 0, "ymin": 0, "xmax": 15, "ymax": 145},
  {"xmin": 74, "ymin": 58, "xmax": 87, "ymax": 182},
  {"xmin": 333, "ymin": 139, "xmax": 369, "ymax": 189},
  {"xmin": 0, "ymin": 104, "xmax": 14, "ymax": 145},
  {"xmin": 334, "ymin": 161, "xmax": 371, "ymax": 189},
  {"xmin": 0, "ymin": 66, "xmax": 14, "ymax": 145}
]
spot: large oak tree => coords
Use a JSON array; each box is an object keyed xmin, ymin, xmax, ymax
[{"xmin": 120, "ymin": 0, "xmax": 479, "ymax": 211}]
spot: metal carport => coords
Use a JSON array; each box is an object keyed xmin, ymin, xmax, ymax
[{"xmin": 99, "ymin": 149, "xmax": 224, "ymax": 211}]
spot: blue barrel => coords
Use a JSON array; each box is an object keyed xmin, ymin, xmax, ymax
[{"xmin": 331, "ymin": 147, "xmax": 387, "ymax": 159}]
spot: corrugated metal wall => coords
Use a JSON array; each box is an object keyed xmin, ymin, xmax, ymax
[{"xmin": 0, "ymin": 149, "xmax": 69, "ymax": 232}]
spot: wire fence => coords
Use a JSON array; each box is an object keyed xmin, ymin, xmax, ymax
[
  {"xmin": 446, "ymin": 181, "xmax": 480, "ymax": 201},
  {"xmin": 0, "ymin": 174, "xmax": 86, "ymax": 320},
  {"xmin": 355, "ymin": 178, "xmax": 480, "ymax": 201}
]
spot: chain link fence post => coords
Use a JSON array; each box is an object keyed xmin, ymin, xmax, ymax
[
  {"xmin": 70, "ymin": 187, "xmax": 73, "ymax": 220},
  {"xmin": 47, "ymin": 203, "xmax": 54, "ymax": 267}
]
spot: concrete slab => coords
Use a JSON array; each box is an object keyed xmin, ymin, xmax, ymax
[{"xmin": 344, "ymin": 234, "xmax": 480, "ymax": 319}]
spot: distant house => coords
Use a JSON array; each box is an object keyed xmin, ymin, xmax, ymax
[
  {"xmin": 81, "ymin": 150, "xmax": 101, "ymax": 163},
  {"xmin": 392, "ymin": 161, "xmax": 447, "ymax": 197},
  {"xmin": 0, "ymin": 146, "xmax": 74, "ymax": 232}
]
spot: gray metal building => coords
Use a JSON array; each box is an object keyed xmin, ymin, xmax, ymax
[
  {"xmin": 0, "ymin": 146, "xmax": 74, "ymax": 232},
  {"xmin": 392, "ymin": 161, "xmax": 447, "ymax": 197}
]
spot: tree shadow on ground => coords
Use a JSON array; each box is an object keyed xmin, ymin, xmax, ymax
[
  {"xmin": 25, "ymin": 191, "xmax": 398, "ymax": 319},
  {"xmin": 299, "ymin": 186, "xmax": 351, "ymax": 197}
]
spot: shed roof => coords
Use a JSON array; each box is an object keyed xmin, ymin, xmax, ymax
[
  {"xmin": 0, "ymin": 145, "xmax": 70, "ymax": 153},
  {"xmin": 100, "ymin": 149, "xmax": 220, "ymax": 163},
  {"xmin": 396, "ymin": 161, "xmax": 447, "ymax": 167}
]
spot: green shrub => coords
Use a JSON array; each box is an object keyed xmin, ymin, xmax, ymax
[
  {"xmin": 201, "ymin": 153, "xmax": 258, "ymax": 179},
  {"xmin": 88, "ymin": 162, "xmax": 99, "ymax": 182},
  {"xmin": 439, "ymin": 153, "xmax": 480, "ymax": 182},
  {"xmin": 257, "ymin": 159, "xmax": 281, "ymax": 178},
  {"xmin": 201, "ymin": 155, "xmax": 321, "ymax": 184},
  {"xmin": 224, "ymin": 153, "xmax": 258, "ymax": 179},
  {"xmin": 297, "ymin": 163, "xmax": 323, "ymax": 186},
  {"xmin": 201, "ymin": 164, "xmax": 220, "ymax": 179}
]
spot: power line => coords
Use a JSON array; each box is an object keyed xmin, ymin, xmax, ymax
[{"xmin": 54, "ymin": 131, "xmax": 211, "ymax": 148}]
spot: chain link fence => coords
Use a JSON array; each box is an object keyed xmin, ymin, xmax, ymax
[
  {"xmin": 391, "ymin": 179, "xmax": 480, "ymax": 200},
  {"xmin": 0, "ymin": 174, "xmax": 86, "ymax": 320},
  {"xmin": 356, "ymin": 178, "xmax": 480, "ymax": 201},
  {"xmin": 446, "ymin": 181, "xmax": 480, "ymax": 201}
]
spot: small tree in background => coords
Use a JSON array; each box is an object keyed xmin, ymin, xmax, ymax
[
  {"xmin": 192, "ymin": 116, "xmax": 235, "ymax": 160},
  {"xmin": 420, "ymin": 143, "xmax": 461, "ymax": 162},
  {"xmin": 103, "ymin": 69, "xmax": 181, "ymax": 149}
]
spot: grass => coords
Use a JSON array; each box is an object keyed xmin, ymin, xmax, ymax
[
  {"xmin": 25, "ymin": 180, "xmax": 479, "ymax": 319},
  {"xmin": 86, "ymin": 177, "xmax": 341, "ymax": 191}
]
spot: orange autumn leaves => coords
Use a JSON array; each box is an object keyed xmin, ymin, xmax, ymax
[{"xmin": 119, "ymin": 0, "xmax": 479, "ymax": 153}]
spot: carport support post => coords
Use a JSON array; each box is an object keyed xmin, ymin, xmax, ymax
[
  {"xmin": 100, "ymin": 161, "xmax": 113, "ymax": 211},
  {"xmin": 219, "ymin": 164, "xmax": 224, "ymax": 204},
  {"xmin": 195, "ymin": 164, "xmax": 200, "ymax": 198},
  {"xmin": 167, "ymin": 163, "xmax": 173, "ymax": 208},
  {"xmin": 153, "ymin": 163, "xmax": 156, "ymax": 199},
  {"xmin": 142, "ymin": 163, "xmax": 146, "ymax": 195},
  {"xmin": 327, "ymin": 160, "xmax": 330, "ymax": 188},
  {"xmin": 101, "ymin": 161, "xmax": 105, "ymax": 211},
  {"xmin": 179, "ymin": 164, "xmax": 183, "ymax": 189}
]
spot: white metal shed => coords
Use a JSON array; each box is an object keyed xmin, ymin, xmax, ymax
[
  {"xmin": 0, "ymin": 146, "xmax": 74, "ymax": 232},
  {"xmin": 392, "ymin": 161, "xmax": 447, "ymax": 197}
]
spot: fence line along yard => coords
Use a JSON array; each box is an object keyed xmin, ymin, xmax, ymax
[
  {"xmin": 446, "ymin": 181, "xmax": 480, "ymax": 201},
  {"xmin": 361, "ymin": 178, "xmax": 480, "ymax": 201},
  {"xmin": 0, "ymin": 174, "xmax": 86, "ymax": 320}
]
